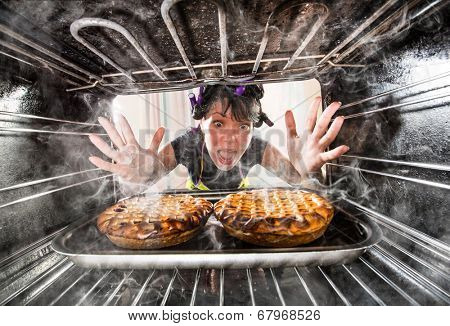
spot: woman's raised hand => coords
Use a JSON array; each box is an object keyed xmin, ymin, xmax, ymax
[
  {"xmin": 285, "ymin": 97, "xmax": 349, "ymax": 177},
  {"xmin": 88, "ymin": 114, "xmax": 166, "ymax": 185}
]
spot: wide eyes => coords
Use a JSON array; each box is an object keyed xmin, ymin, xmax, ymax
[
  {"xmin": 212, "ymin": 120, "xmax": 250, "ymax": 131},
  {"xmin": 239, "ymin": 124, "xmax": 250, "ymax": 131}
]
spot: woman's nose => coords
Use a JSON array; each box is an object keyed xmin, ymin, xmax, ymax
[{"xmin": 220, "ymin": 128, "xmax": 239, "ymax": 145}]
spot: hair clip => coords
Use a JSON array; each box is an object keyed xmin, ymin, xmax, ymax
[
  {"xmin": 197, "ymin": 85, "xmax": 205, "ymax": 106},
  {"xmin": 234, "ymin": 85, "xmax": 246, "ymax": 96},
  {"xmin": 188, "ymin": 93, "xmax": 197, "ymax": 111},
  {"xmin": 188, "ymin": 86, "xmax": 205, "ymax": 113},
  {"xmin": 260, "ymin": 112, "xmax": 274, "ymax": 127}
]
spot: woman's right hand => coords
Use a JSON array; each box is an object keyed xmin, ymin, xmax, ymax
[{"xmin": 88, "ymin": 114, "xmax": 166, "ymax": 185}]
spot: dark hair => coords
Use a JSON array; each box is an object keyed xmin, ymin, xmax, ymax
[{"xmin": 199, "ymin": 84, "xmax": 264, "ymax": 123}]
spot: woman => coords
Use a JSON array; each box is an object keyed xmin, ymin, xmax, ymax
[{"xmin": 88, "ymin": 84, "xmax": 349, "ymax": 190}]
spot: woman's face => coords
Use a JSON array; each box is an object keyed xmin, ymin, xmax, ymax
[{"xmin": 200, "ymin": 100, "xmax": 253, "ymax": 171}]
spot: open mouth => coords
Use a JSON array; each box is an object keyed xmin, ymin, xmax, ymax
[{"xmin": 217, "ymin": 150, "xmax": 237, "ymax": 166}]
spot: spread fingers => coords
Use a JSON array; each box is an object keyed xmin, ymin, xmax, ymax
[
  {"xmin": 117, "ymin": 114, "xmax": 139, "ymax": 146},
  {"xmin": 89, "ymin": 134, "xmax": 122, "ymax": 162},
  {"xmin": 98, "ymin": 116, "xmax": 125, "ymax": 149},
  {"xmin": 319, "ymin": 145, "xmax": 350, "ymax": 162},
  {"xmin": 312, "ymin": 101, "xmax": 341, "ymax": 139},
  {"xmin": 88, "ymin": 156, "xmax": 123, "ymax": 174},
  {"xmin": 318, "ymin": 116, "xmax": 345, "ymax": 149},
  {"xmin": 306, "ymin": 96, "xmax": 321, "ymax": 133}
]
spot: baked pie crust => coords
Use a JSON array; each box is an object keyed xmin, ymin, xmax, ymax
[
  {"xmin": 97, "ymin": 194, "xmax": 213, "ymax": 249},
  {"xmin": 214, "ymin": 189, "xmax": 334, "ymax": 247}
]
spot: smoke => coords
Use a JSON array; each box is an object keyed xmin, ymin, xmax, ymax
[{"xmin": 197, "ymin": 216, "xmax": 232, "ymax": 250}]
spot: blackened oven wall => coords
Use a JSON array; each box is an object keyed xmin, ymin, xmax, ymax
[
  {"xmin": 0, "ymin": 54, "xmax": 115, "ymax": 259},
  {"xmin": 322, "ymin": 11, "xmax": 449, "ymax": 244}
]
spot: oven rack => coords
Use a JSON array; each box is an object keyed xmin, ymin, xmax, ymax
[{"xmin": 0, "ymin": 210, "xmax": 448, "ymax": 306}]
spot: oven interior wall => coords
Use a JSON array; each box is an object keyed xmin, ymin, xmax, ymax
[
  {"xmin": 0, "ymin": 54, "xmax": 115, "ymax": 260},
  {"xmin": 322, "ymin": 9, "xmax": 449, "ymax": 263}
]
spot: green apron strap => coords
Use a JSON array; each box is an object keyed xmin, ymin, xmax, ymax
[
  {"xmin": 186, "ymin": 177, "xmax": 210, "ymax": 191},
  {"xmin": 238, "ymin": 177, "xmax": 250, "ymax": 189}
]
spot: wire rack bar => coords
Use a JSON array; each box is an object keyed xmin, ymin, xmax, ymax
[
  {"xmin": 253, "ymin": 2, "xmax": 328, "ymax": 74},
  {"xmin": 0, "ymin": 41, "xmax": 116, "ymax": 94},
  {"xmin": 293, "ymin": 267, "xmax": 317, "ymax": 306},
  {"xmin": 104, "ymin": 270, "xmax": 134, "ymax": 306},
  {"xmin": 0, "ymin": 168, "xmax": 101, "ymax": 193},
  {"xmin": 49, "ymin": 269, "xmax": 93, "ymax": 306},
  {"xmin": 327, "ymin": 163, "xmax": 450, "ymax": 190},
  {"xmin": 0, "ymin": 50, "xmax": 36, "ymax": 66},
  {"xmin": 22, "ymin": 262, "xmax": 75, "ymax": 305},
  {"xmin": 100, "ymin": 64, "xmax": 368, "ymax": 90},
  {"xmin": 246, "ymin": 269, "xmax": 256, "ymax": 306},
  {"xmin": 0, "ymin": 226, "xmax": 67, "ymax": 268},
  {"xmin": 340, "ymin": 71, "xmax": 450, "ymax": 109},
  {"xmin": 0, "ymin": 251, "xmax": 58, "ymax": 294},
  {"xmin": 317, "ymin": 0, "xmax": 400, "ymax": 66},
  {"xmin": 75, "ymin": 270, "xmax": 112, "ymax": 306},
  {"xmin": 340, "ymin": 155, "xmax": 450, "ymax": 171},
  {"xmin": 375, "ymin": 218, "xmax": 450, "ymax": 263},
  {"xmin": 283, "ymin": 6, "xmax": 329, "ymax": 70},
  {"xmin": 342, "ymin": 264, "xmax": 386, "ymax": 306},
  {"xmin": 0, "ymin": 174, "xmax": 113, "ymax": 210},
  {"xmin": 381, "ymin": 238, "xmax": 450, "ymax": 280},
  {"xmin": 341, "ymin": 93, "xmax": 450, "ymax": 120},
  {"xmin": 66, "ymin": 81, "xmax": 101, "ymax": 92},
  {"xmin": 0, "ymin": 39, "xmax": 90, "ymax": 83},
  {"xmin": 97, "ymin": 68, "xmax": 330, "ymax": 94},
  {"xmin": 0, "ymin": 110, "xmax": 100, "ymax": 127},
  {"xmin": 0, "ymin": 23, "xmax": 102, "ymax": 81},
  {"xmin": 219, "ymin": 269, "xmax": 224, "ymax": 306},
  {"xmin": 70, "ymin": 18, "xmax": 166, "ymax": 81},
  {"xmin": 0, "ymin": 126, "xmax": 107, "ymax": 136},
  {"xmin": 161, "ymin": 0, "xmax": 196, "ymax": 79},
  {"xmin": 358, "ymin": 256, "xmax": 420, "ymax": 306},
  {"xmin": 189, "ymin": 268, "xmax": 201, "ymax": 306},
  {"xmin": 371, "ymin": 246, "xmax": 450, "ymax": 304},
  {"xmin": 107, "ymin": 59, "xmax": 362, "ymax": 85},
  {"xmin": 269, "ymin": 268, "xmax": 286, "ymax": 306},
  {"xmin": 326, "ymin": 61, "xmax": 366, "ymax": 68},
  {"xmin": 335, "ymin": 0, "xmax": 424, "ymax": 63},
  {"xmin": 0, "ymin": 256, "xmax": 69, "ymax": 306},
  {"xmin": 131, "ymin": 270, "xmax": 155, "ymax": 306},
  {"xmin": 99, "ymin": 63, "xmax": 323, "ymax": 88},
  {"xmin": 317, "ymin": 266, "xmax": 351, "ymax": 306},
  {"xmin": 345, "ymin": 198, "xmax": 450, "ymax": 255},
  {"xmin": 394, "ymin": 0, "xmax": 445, "ymax": 37},
  {"xmin": 100, "ymin": 54, "xmax": 332, "ymax": 78},
  {"xmin": 160, "ymin": 270, "xmax": 178, "ymax": 306}
]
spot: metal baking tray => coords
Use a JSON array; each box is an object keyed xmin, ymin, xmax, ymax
[{"xmin": 52, "ymin": 191, "xmax": 382, "ymax": 269}]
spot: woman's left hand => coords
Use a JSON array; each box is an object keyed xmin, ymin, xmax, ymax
[{"xmin": 285, "ymin": 96, "xmax": 349, "ymax": 177}]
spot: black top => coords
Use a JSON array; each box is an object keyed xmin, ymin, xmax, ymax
[{"xmin": 170, "ymin": 127, "xmax": 268, "ymax": 190}]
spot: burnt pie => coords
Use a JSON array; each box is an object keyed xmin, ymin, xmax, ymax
[
  {"xmin": 214, "ymin": 189, "xmax": 334, "ymax": 247},
  {"xmin": 97, "ymin": 194, "xmax": 213, "ymax": 249}
]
